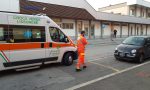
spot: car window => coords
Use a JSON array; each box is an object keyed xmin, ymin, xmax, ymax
[
  {"xmin": 59, "ymin": 30, "xmax": 66, "ymax": 42},
  {"xmin": 49, "ymin": 27, "xmax": 69, "ymax": 43},
  {"xmin": 49, "ymin": 27, "xmax": 59, "ymax": 42},
  {"xmin": 123, "ymin": 37, "xmax": 145, "ymax": 46}
]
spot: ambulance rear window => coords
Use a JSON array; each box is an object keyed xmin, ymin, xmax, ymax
[
  {"xmin": 0, "ymin": 25, "xmax": 9, "ymax": 43},
  {"xmin": 9, "ymin": 26, "xmax": 45, "ymax": 43},
  {"xmin": 0, "ymin": 25, "xmax": 46, "ymax": 43}
]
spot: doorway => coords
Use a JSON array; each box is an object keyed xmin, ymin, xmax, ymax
[{"xmin": 90, "ymin": 24, "xmax": 95, "ymax": 39}]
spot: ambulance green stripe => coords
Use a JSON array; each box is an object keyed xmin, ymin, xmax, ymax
[{"xmin": 0, "ymin": 53, "xmax": 7, "ymax": 62}]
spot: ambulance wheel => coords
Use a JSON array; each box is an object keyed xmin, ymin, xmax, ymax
[{"xmin": 62, "ymin": 52, "xmax": 73, "ymax": 66}]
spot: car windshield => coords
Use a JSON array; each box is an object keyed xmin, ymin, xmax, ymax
[{"xmin": 122, "ymin": 37, "xmax": 145, "ymax": 46}]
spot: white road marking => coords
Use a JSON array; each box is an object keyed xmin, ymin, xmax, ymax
[
  {"xmin": 89, "ymin": 61, "xmax": 120, "ymax": 72},
  {"xmin": 65, "ymin": 61, "xmax": 150, "ymax": 90},
  {"xmin": 86, "ymin": 55, "xmax": 114, "ymax": 62},
  {"xmin": 87, "ymin": 55, "xmax": 119, "ymax": 72}
]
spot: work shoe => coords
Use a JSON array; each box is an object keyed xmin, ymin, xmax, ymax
[
  {"xmin": 76, "ymin": 68, "xmax": 82, "ymax": 72},
  {"xmin": 83, "ymin": 66, "xmax": 87, "ymax": 69}
]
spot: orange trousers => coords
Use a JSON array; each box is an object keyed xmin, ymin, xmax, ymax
[{"xmin": 76, "ymin": 51, "xmax": 85, "ymax": 69}]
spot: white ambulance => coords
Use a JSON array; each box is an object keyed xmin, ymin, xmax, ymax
[{"xmin": 0, "ymin": 12, "xmax": 77, "ymax": 71}]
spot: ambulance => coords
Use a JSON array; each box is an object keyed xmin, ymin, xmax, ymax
[{"xmin": 0, "ymin": 12, "xmax": 77, "ymax": 71}]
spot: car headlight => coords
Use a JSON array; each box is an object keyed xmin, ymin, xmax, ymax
[{"xmin": 131, "ymin": 49, "xmax": 136, "ymax": 53}]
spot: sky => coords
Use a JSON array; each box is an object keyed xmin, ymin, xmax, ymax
[{"xmin": 86, "ymin": 0, "xmax": 150, "ymax": 10}]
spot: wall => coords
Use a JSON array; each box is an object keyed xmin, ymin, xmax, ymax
[
  {"xmin": 92, "ymin": 21, "xmax": 101, "ymax": 39},
  {"xmin": 136, "ymin": 24, "xmax": 141, "ymax": 35},
  {"xmin": 122, "ymin": 25, "xmax": 128, "ymax": 37},
  {"xmin": 103, "ymin": 24, "xmax": 111, "ymax": 37},
  {"xmin": 82, "ymin": 20, "xmax": 90, "ymax": 39},
  {"xmin": 142, "ymin": 25, "xmax": 147, "ymax": 35},
  {"xmin": 147, "ymin": 25, "xmax": 150, "ymax": 35},
  {"xmin": 129, "ymin": 5, "xmax": 149, "ymax": 18},
  {"xmin": 129, "ymin": 6, "xmax": 136, "ymax": 16},
  {"xmin": 136, "ymin": 6, "xmax": 141, "ymax": 17},
  {"xmin": 101, "ymin": 6, "xmax": 128, "ymax": 15},
  {"xmin": 61, "ymin": 19, "xmax": 75, "ymax": 37},
  {"xmin": 128, "ymin": 24, "xmax": 136, "ymax": 36},
  {"xmin": 142, "ymin": 7, "xmax": 147, "ymax": 18},
  {"xmin": 0, "ymin": 0, "xmax": 19, "ymax": 12}
]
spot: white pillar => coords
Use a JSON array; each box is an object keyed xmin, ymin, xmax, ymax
[{"xmin": 120, "ymin": 23, "xmax": 122, "ymax": 38}]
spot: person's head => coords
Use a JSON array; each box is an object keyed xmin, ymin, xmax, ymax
[{"xmin": 81, "ymin": 31, "xmax": 85, "ymax": 36}]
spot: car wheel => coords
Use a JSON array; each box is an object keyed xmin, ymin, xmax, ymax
[
  {"xmin": 62, "ymin": 52, "xmax": 73, "ymax": 66},
  {"xmin": 138, "ymin": 54, "xmax": 144, "ymax": 63}
]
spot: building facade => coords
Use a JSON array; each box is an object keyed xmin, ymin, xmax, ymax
[
  {"xmin": 0, "ymin": 0, "xmax": 150, "ymax": 40},
  {"xmin": 98, "ymin": 0, "xmax": 150, "ymax": 19}
]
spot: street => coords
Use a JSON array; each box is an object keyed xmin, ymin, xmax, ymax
[
  {"xmin": 0, "ymin": 39, "xmax": 150, "ymax": 90},
  {"xmin": 0, "ymin": 0, "xmax": 150, "ymax": 90}
]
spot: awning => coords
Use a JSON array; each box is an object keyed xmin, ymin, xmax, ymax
[{"xmin": 20, "ymin": 0, "xmax": 95, "ymax": 20}]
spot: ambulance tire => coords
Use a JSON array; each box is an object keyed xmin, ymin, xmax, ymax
[{"xmin": 62, "ymin": 52, "xmax": 73, "ymax": 66}]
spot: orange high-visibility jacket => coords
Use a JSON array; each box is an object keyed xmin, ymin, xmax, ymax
[{"xmin": 77, "ymin": 35, "xmax": 88, "ymax": 53}]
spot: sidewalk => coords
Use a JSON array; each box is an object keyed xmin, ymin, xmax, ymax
[
  {"xmin": 73, "ymin": 37, "xmax": 126, "ymax": 45},
  {"xmin": 87, "ymin": 38, "xmax": 126, "ymax": 45}
]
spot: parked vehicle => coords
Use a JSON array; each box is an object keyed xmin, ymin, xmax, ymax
[
  {"xmin": 0, "ymin": 12, "xmax": 77, "ymax": 71},
  {"xmin": 114, "ymin": 36, "xmax": 150, "ymax": 63}
]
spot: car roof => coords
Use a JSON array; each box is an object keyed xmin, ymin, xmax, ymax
[{"xmin": 129, "ymin": 36, "xmax": 150, "ymax": 39}]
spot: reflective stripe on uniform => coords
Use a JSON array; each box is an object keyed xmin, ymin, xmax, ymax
[
  {"xmin": 80, "ymin": 53, "xmax": 85, "ymax": 56},
  {"xmin": 77, "ymin": 35, "xmax": 83, "ymax": 40},
  {"xmin": 77, "ymin": 35, "xmax": 83, "ymax": 45}
]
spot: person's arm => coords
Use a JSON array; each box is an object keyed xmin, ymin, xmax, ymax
[
  {"xmin": 82, "ymin": 37, "xmax": 88, "ymax": 45},
  {"xmin": 10, "ymin": 38, "xmax": 14, "ymax": 43}
]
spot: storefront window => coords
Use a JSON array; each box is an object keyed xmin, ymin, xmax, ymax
[
  {"xmin": 147, "ymin": 12, "xmax": 150, "ymax": 18},
  {"xmin": 62, "ymin": 23, "xmax": 74, "ymax": 29},
  {"xmin": 130, "ymin": 9, "xmax": 135, "ymax": 16}
]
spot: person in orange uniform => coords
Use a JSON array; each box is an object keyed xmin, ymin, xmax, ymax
[{"xmin": 76, "ymin": 31, "xmax": 88, "ymax": 71}]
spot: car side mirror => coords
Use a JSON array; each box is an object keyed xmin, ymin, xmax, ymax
[{"xmin": 64, "ymin": 37, "xmax": 69, "ymax": 43}]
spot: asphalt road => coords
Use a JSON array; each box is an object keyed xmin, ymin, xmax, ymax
[
  {"xmin": 0, "ymin": 43, "xmax": 149, "ymax": 90},
  {"xmin": 76, "ymin": 62, "xmax": 150, "ymax": 90}
]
